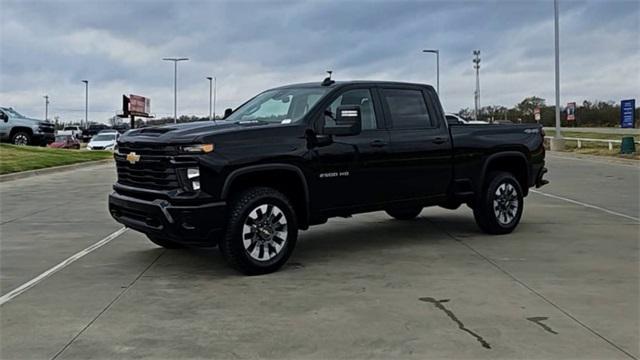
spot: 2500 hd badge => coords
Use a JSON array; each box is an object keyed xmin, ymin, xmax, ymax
[{"xmin": 109, "ymin": 79, "xmax": 547, "ymax": 275}]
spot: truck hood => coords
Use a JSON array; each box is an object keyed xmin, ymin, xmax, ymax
[{"xmin": 120, "ymin": 120, "xmax": 278, "ymax": 144}]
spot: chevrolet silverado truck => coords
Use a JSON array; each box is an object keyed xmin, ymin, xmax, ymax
[
  {"xmin": 0, "ymin": 107, "xmax": 55, "ymax": 145},
  {"xmin": 109, "ymin": 80, "xmax": 547, "ymax": 275}
]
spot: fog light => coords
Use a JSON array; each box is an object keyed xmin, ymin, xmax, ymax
[
  {"xmin": 192, "ymin": 181, "xmax": 200, "ymax": 190},
  {"xmin": 187, "ymin": 168, "xmax": 200, "ymax": 179}
]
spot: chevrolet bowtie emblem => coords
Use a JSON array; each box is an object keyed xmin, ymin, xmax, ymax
[{"xmin": 126, "ymin": 152, "xmax": 140, "ymax": 164}]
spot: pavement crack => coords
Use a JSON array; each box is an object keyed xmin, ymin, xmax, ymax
[
  {"xmin": 428, "ymin": 219, "xmax": 638, "ymax": 360},
  {"xmin": 419, "ymin": 297, "xmax": 492, "ymax": 349},
  {"xmin": 527, "ymin": 316, "xmax": 559, "ymax": 334},
  {"xmin": 50, "ymin": 249, "xmax": 166, "ymax": 360}
]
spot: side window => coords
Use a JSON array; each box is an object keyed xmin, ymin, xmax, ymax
[
  {"xmin": 325, "ymin": 89, "xmax": 377, "ymax": 130},
  {"xmin": 382, "ymin": 89, "xmax": 432, "ymax": 129}
]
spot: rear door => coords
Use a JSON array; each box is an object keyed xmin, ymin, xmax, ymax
[{"xmin": 380, "ymin": 85, "xmax": 453, "ymax": 200}]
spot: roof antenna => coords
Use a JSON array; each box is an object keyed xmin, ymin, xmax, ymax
[{"xmin": 322, "ymin": 70, "xmax": 335, "ymax": 86}]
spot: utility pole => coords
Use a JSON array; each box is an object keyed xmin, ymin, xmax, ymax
[
  {"xmin": 43, "ymin": 95, "xmax": 49, "ymax": 121},
  {"xmin": 162, "ymin": 57, "xmax": 189, "ymax": 123},
  {"xmin": 213, "ymin": 76, "xmax": 217, "ymax": 120},
  {"xmin": 82, "ymin": 80, "xmax": 88, "ymax": 128},
  {"xmin": 551, "ymin": 0, "xmax": 565, "ymax": 150},
  {"xmin": 422, "ymin": 49, "xmax": 439, "ymax": 94},
  {"xmin": 473, "ymin": 50, "xmax": 481, "ymax": 120}
]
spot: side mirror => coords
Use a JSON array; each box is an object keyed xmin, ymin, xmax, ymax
[
  {"xmin": 324, "ymin": 105, "xmax": 362, "ymax": 136},
  {"xmin": 223, "ymin": 108, "xmax": 233, "ymax": 119}
]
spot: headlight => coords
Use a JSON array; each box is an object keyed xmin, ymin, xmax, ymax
[{"xmin": 180, "ymin": 144, "xmax": 214, "ymax": 153}]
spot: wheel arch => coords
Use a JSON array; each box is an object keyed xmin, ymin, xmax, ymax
[
  {"xmin": 221, "ymin": 164, "xmax": 310, "ymax": 229},
  {"xmin": 480, "ymin": 151, "xmax": 530, "ymax": 196}
]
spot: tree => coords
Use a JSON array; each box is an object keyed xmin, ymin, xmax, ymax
[{"xmin": 516, "ymin": 96, "xmax": 546, "ymax": 118}]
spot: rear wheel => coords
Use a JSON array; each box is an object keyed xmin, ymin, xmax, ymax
[
  {"xmin": 146, "ymin": 235, "xmax": 184, "ymax": 249},
  {"xmin": 473, "ymin": 171, "xmax": 524, "ymax": 234},
  {"xmin": 219, "ymin": 187, "xmax": 297, "ymax": 275},
  {"xmin": 385, "ymin": 207, "xmax": 423, "ymax": 220},
  {"xmin": 11, "ymin": 131, "xmax": 31, "ymax": 146}
]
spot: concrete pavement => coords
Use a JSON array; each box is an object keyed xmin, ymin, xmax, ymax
[{"xmin": 0, "ymin": 153, "xmax": 638, "ymax": 359}]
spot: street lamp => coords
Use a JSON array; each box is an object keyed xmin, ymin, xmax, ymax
[
  {"xmin": 422, "ymin": 49, "xmax": 439, "ymax": 94},
  {"xmin": 206, "ymin": 76, "xmax": 217, "ymax": 123},
  {"xmin": 551, "ymin": 0, "xmax": 565, "ymax": 150},
  {"xmin": 162, "ymin": 57, "xmax": 189, "ymax": 123},
  {"xmin": 81, "ymin": 80, "xmax": 88, "ymax": 128}
]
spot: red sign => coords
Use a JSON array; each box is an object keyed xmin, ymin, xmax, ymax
[
  {"xmin": 129, "ymin": 94, "xmax": 150, "ymax": 116},
  {"xmin": 566, "ymin": 102, "xmax": 576, "ymax": 121}
]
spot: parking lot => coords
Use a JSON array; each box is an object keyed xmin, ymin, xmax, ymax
[{"xmin": 1, "ymin": 152, "xmax": 638, "ymax": 359}]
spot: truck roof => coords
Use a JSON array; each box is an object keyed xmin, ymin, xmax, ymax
[{"xmin": 272, "ymin": 80, "xmax": 434, "ymax": 90}]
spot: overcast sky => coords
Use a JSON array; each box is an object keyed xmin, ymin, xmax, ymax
[{"xmin": 1, "ymin": 0, "xmax": 639, "ymax": 123}]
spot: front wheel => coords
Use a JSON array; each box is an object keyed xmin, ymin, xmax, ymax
[
  {"xmin": 473, "ymin": 171, "xmax": 524, "ymax": 234},
  {"xmin": 219, "ymin": 187, "xmax": 297, "ymax": 275},
  {"xmin": 11, "ymin": 131, "xmax": 31, "ymax": 146}
]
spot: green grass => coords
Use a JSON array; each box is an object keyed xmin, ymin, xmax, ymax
[
  {"xmin": 0, "ymin": 144, "xmax": 113, "ymax": 175},
  {"xmin": 545, "ymin": 130, "xmax": 637, "ymax": 141}
]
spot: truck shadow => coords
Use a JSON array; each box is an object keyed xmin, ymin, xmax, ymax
[{"xmin": 160, "ymin": 212, "xmax": 483, "ymax": 276}]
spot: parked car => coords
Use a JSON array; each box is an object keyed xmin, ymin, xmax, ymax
[
  {"xmin": 57, "ymin": 126, "xmax": 83, "ymax": 139},
  {"xmin": 0, "ymin": 107, "xmax": 55, "ymax": 145},
  {"xmin": 87, "ymin": 132, "xmax": 119, "ymax": 151},
  {"xmin": 48, "ymin": 135, "xmax": 81, "ymax": 149},
  {"xmin": 82, "ymin": 123, "xmax": 111, "ymax": 141},
  {"xmin": 109, "ymin": 80, "xmax": 548, "ymax": 275},
  {"xmin": 445, "ymin": 113, "xmax": 489, "ymax": 125},
  {"xmin": 112, "ymin": 123, "xmax": 131, "ymax": 134}
]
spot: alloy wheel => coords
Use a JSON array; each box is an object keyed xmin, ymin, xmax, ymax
[
  {"xmin": 242, "ymin": 204, "xmax": 288, "ymax": 262},
  {"xmin": 493, "ymin": 182, "xmax": 519, "ymax": 225}
]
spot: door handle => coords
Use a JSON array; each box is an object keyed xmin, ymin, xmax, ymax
[
  {"xmin": 432, "ymin": 137, "xmax": 448, "ymax": 145},
  {"xmin": 370, "ymin": 139, "xmax": 388, "ymax": 148}
]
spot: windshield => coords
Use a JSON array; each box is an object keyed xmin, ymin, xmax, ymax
[
  {"xmin": 92, "ymin": 134, "xmax": 116, "ymax": 142},
  {"xmin": 4, "ymin": 108, "xmax": 25, "ymax": 118},
  {"xmin": 63, "ymin": 127, "xmax": 77, "ymax": 131},
  {"xmin": 225, "ymin": 87, "xmax": 328, "ymax": 124},
  {"xmin": 55, "ymin": 135, "xmax": 70, "ymax": 142}
]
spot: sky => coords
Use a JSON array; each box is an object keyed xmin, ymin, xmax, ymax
[{"xmin": 1, "ymin": 0, "xmax": 639, "ymax": 124}]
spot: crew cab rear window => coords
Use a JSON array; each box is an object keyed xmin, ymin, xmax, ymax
[{"xmin": 382, "ymin": 89, "xmax": 432, "ymax": 129}]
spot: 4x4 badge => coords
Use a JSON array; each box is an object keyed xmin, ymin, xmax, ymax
[{"xmin": 126, "ymin": 152, "xmax": 140, "ymax": 164}]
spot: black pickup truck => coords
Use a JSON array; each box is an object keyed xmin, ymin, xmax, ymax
[{"xmin": 109, "ymin": 80, "xmax": 547, "ymax": 275}]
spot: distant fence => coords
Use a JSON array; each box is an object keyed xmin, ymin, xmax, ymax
[{"xmin": 544, "ymin": 136, "xmax": 640, "ymax": 151}]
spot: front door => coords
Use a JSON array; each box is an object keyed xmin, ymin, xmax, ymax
[{"xmin": 308, "ymin": 87, "xmax": 392, "ymax": 210}]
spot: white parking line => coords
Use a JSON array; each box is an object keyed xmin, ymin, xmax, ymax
[
  {"xmin": 531, "ymin": 190, "xmax": 639, "ymax": 222},
  {"xmin": 0, "ymin": 227, "xmax": 128, "ymax": 306}
]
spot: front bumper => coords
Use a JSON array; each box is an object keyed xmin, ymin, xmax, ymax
[{"xmin": 108, "ymin": 191, "xmax": 226, "ymax": 245}]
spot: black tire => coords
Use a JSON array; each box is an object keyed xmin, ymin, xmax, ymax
[
  {"xmin": 385, "ymin": 207, "xmax": 423, "ymax": 220},
  {"xmin": 146, "ymin": 235, "xmax": 185, "ymax": 249},
  {"xmin": 473, "ymin": 171, "xmax": 524, "ymax": 234},
  {"xmin": 219, "ymin": 187, "xmax": 297, "ymax": 275},
  {"xmin": 11, "ymin": 131, "xmax": 31, "ymax": 146}
]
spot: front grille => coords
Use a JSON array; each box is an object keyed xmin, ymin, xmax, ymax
[
  {"xmin": 39, "ymin": 125, "xmax": 55, "ymax": 133},
  {"xmin": 92, "ymin": 146, "xmax": 105, "ymax": 150},
  {"xmin": 115, "ymin": 145, "xmax": 180, "ymax": 190}
]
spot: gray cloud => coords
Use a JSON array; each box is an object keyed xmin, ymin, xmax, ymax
[{"xmin": 1, "ymin": 0, "xmax": 638, "ymax": 122}]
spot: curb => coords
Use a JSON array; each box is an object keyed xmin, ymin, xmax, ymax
[
  {"xmin": 547, "ymin": 151, "xmax": 639, "ymax": 166},
  {"xmin": 0, "ymin": 159, "xmax": 114, "ymax": 182}
]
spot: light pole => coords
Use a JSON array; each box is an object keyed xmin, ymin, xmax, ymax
[
  {"xmin": 551, "ymin": 0, "xmax": 565, "ymax": 150},
  {"xmin": 43, "ymin": 95, "xmax": 49, "ymax": 121},
  {"xmin": 162, "ymin": 57, "xmax": 189, "ymax": 123},
  {"xmin": 213, "ymin": 76, "xmax": 217, "ymax": 120},
  {"xmin": 81, "ymin": 80, "xmax": 88, "ymax": 128},
  {"xmin": 206, "ymin": 76, "xmax": 216, "ymax": 123},
  {"xmin": 472, "ymin": 50, "xmax": 481, "ymax": 120},
  {"xmin": 422, "ymin": 49, "xmax": 439, "ymax": 94}
]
